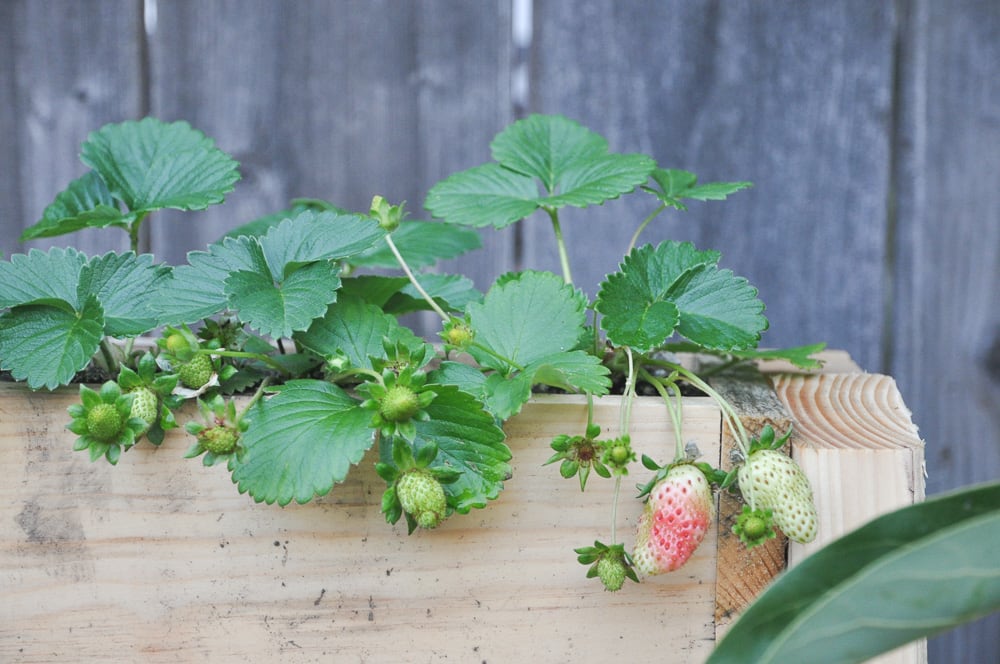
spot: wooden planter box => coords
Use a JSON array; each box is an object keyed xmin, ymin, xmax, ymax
[{"xmin": 0, "ymin": 353, "xmax": 924, "ymax": 663}]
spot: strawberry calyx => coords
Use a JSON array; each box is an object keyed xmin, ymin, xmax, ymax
[
  {"xmin": 545, "ymin": 423, "xmax": 608, "ymax": 490},
  {"xmin": 732, "ymin": 505, "xmax": 777, "ymax": 549},
  {"xmin": 575, "ymin": 540, "xmax": 638, "ymax": 592},
  {"xmin": 184, "ymin": 394, "xmax": 246, "ymax": 466},
  {"xmin": 66, "ymin": 381, "xmax": 149, "ymax": 465}
]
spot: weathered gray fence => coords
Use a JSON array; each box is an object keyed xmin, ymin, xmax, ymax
[{"xmin": 1, "ymin": 1, "xmax": 997, "ymax": 660}]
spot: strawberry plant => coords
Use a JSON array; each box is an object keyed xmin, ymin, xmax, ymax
[{"xmin": 0, "ymin": 114, "xmax": 825, "ymax": 587}]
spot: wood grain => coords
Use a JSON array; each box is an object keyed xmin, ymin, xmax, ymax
[
  {"xmin": 706, "ymin": 365, "xmax": 792, "ymax": 634},
  {"xmin": 773, "ymin": 372, "xmax": 926, "ymax": 664},
  {"xmin": 0, "ymin": 386, "xmax": 724, "ymax": 663}
]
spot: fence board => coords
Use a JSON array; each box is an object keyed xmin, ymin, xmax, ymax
[
  {"xmin": 0, "ymin": 0, "xmax": 142, "ymax": 258},
  {"xmin": 530, "ymin": 0, "xmax": 896, "ymax": 372},
  {"xmin": 147, "ymin": 0, "xmax": 515, "ymax": 301},
  {"xmin": 892, "ymin": 1, "xmax": 1000, "ymax": 660}
]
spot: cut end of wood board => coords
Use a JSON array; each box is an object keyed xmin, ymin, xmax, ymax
[{"xmin": 771, "ymin": 373, "xmax": 925, "ymax": 566}]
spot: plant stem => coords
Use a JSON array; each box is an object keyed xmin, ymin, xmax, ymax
[
  {"xmin": 639, "ymin": 368, "xmax": 685, "ymax": 463},
  {"xmin": 198, "ymin": 349, "xmax": 291, "ymax": 376},
  {"xmin": 235, "ymin": 378, "xmax": 270, "ymax": 428},
  {"xmin": 98, "ymin": 338, "xmax": 120, "ymax": 376},
  {"xmin": 384, "ymin": 233, "xmax": 449, "ymax": 321},
  {"xmin": 619, "ymin": 347, "xmax": 638, "ymax": 436},
  {"xmin": 128, "ymin": 213, "xmax": 148, "ymax": 254},
  {"xmin": 625, "ymin": 204, "xmax": 667, "ymax": 255},
  {"xmin": 611, "ymin": 474, "xmax": 622, "ymax": 545},
  {"xmin": 545, "ymin": 207, "xmax": 574, "ymax": 284}
]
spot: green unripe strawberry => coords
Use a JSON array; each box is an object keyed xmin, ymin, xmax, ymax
[
  {"xmin": 177, "ymin": 354, "xmax": 213, "ymax": 389},
  {"xmin": 128, "ymin": 387, "xmax": 158, "ymax": 434},
  {"xmin": 444, "ymin": 323, "xmax": 474, "ymax": 349},
  {"xmin": 396, "ymin": 469, "xmax": 447, "ymax": 529},
  {"xmin": 198, "ymin": 426, "xmax": 239, "ymax": 455},
  {"xmin": 597, "ymin": 556, "xmax": 627, "ymax": 592},
  {"xmin": 379, "ymin": 384, "xmax": 420, "ymax": 423},
  {"xmin": 738, "ymin": 449, "xmax": 818, "ymax": 544},
  {"xmin": 742, "ymin": 514, "xmax": 768, "ymax": 538},
  {"xmin": 86, "ymin": 403, "xmax": 123, "ymax": 442},
  {"xmin": 165, "ymin": 332, "xmax": 190, "ymax": 355}
]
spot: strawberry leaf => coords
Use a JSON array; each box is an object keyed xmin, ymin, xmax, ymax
[
  {"xmin": 80, "ymin": 118, "xmax": 239, "ymax": 215},
  {"xmin": 645, "ymin": 168, "xmax": 752, "ymax": 211},
  {"xmin": 383, "ymin": 274, "xmax": 481, "ymax": 315},
  {"xmin": 527, "ymin": 351, "xmax": 611, "ymax": 395},
  {"xmin": 729, "ymin": 344, "xmax": 828, "ymax": 370},
  {"xmin": 424, "ymin": 163, "xmax": 540, "ymax": 229},
  {"xmin": 349, "ymin": 220, "xmax": 482, "ymax": 269},
  {"xmin": 0, "ymin": 247, "xmax": 88, "ymax": 309},
  {"xmin": 229, "ymin": 380, "xmax": 376, "ymax": 506},
  {"xmin": 225, "ymin": 260, "xmax": 341, "ymax": 339},
  {"xmin": 596, "ymin": 240, "xmax": 766, "ymax": 352},
  {"xmin": 156, "ymin": 236, "xmax": 267, "ymax": 324},
  {"xmin": 425, "ymin": 115, "xmax": 655, "ymax": 228},
  {"xmin": 667, "ymin": 264, "xmax": 768, "ymax": 351},
  {"xmin": 467, "ymin": 270, "xmax": 588, "ymax": 373},
  {"xmin": 596, "ymin": 241, "xmax": 721, "ymax": 352},
  {"xmin": 295, "ymin": 295, "xmax": 428, "ymax": 370},
  {"xmin": 77, "ymin": 252, "xmax": 171, "ymax": 336},
  {"xmin": 413, "ymin": 384, "xmax": 511, "ymax": 513},
  {"xmin": 0, "ymin": 295, "xmax": 104, "ymax": 389},
  {"xmin": 257, "ymin": 210, "xmax": 385, "ymax": 277},
  {"xmin": 19, "ymin": 172, "xmax": 129, "ymax": 241}
]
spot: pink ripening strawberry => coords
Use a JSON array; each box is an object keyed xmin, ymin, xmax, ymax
[{"xmin": 632, "ymin": 463, "xmax": 714, "ymax": 575}]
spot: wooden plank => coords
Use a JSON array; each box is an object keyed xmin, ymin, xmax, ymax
[
  {"xmin": 0, "ymin": 0, "xmax": 141, "ymax": 258},
  {"xmin": 0, "ymin": 386, "xmax": 722, "ymax": 663},
  {"xmin": 147, "ymin": 0, "xmax": 515, "ymax": 329},
  {"xmin": 772, "ymin": 372, "xmax": 926, "ymax": 664},
  {"xmin": 707, "ymin": 365, "xmax": 793, "ymax": 637},
  {"xmin": 891, "ymin": 2, "xmax": 1000, "ymax": 658},
  {"xmin": 531, "ymin": 1, "xmax": 896, "ymax": 371}
]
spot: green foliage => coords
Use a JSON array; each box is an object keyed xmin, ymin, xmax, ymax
[
  {"xmin": 710, "ymin": 481, "xmax": 1000, "ymax": 664},
  {"xmin": 229, "ymin": 380, "xmax": 375, "ymax": 506},
  {"xmin": 596, "ymin": 241, "xmax": 767, "ymax": 352},
  {"xmin": 5, "ymin": 114, "xmax": 832, "ymax": 586},
  {"xmin": 426, "ymin": 114, "xmax": 655, "ymax": 228}
]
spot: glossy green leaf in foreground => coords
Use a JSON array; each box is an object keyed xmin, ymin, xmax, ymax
[
  {"xmin": 709, "ymin": 481, "xmax": 1000, "ymax": 664},
  {"xmin": 230, "ymin": 380, "xmax": 376, "ymax": 506}
]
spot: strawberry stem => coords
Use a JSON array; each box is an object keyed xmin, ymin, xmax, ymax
[
  {"xmin": 384, "ymin": 233, "xmax": 450, "ymax": 321},
  {"xmin": 625, "ymin": 203, "xmax": 667, "ymax": 255},
  {"xmin": 639, "ymin": 367, "xmax": 685, "ymax": 463},
  {"xmin": 198, "ymin": 348, "xmax": 291, "ymax": 376},
  {"xmin": 544, "ymin": 207, "xmax": 574, "ymax": 285},
  {"xmin": 235, "ymin": 377, "xmax": 270, "ymax": 428}
]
